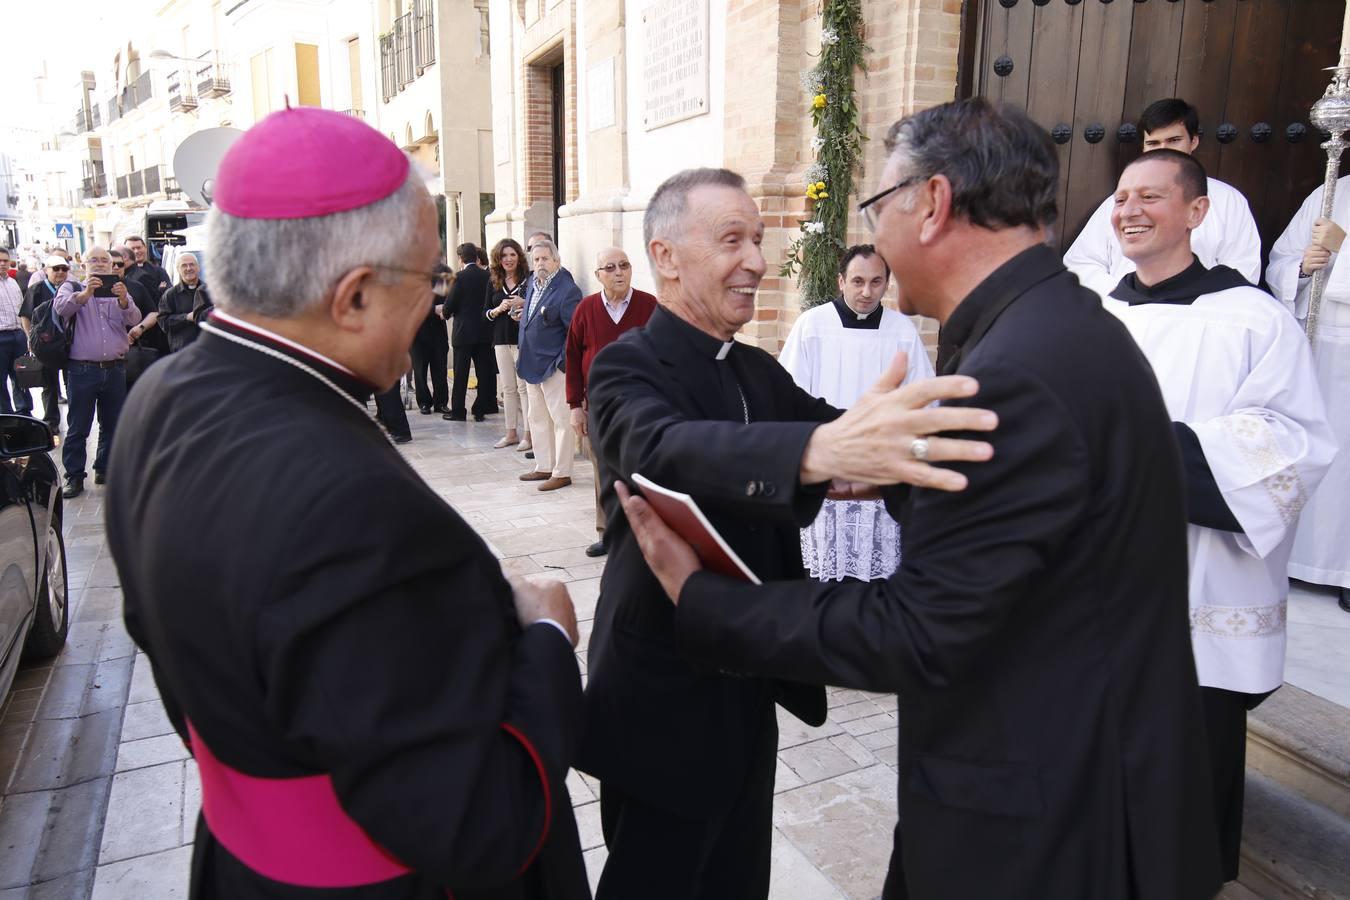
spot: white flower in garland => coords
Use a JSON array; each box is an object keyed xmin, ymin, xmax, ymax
[
  {"xmin": 799, "ymin": 69, "xmax": 824, "ymax": 94},
  {"xmin": 821, "ymin": 28, "xmax": 840, "ymax": 46},
  {"xmin": 804, "ymin": 161, "xmax": 828, "ymax": 183},
  {"xmin": 804, "ymin": 221, "xmax": 826, "ymax": 235},
  {"xmin": 811, "ymin": 135, "xmax": 826, "ymax": 153}
]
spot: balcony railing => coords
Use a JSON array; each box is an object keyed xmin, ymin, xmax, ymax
[
  {"xmin": 80, "ymin": 174, "xmax": 108, "ymax": 201},
  {"xmin": 396, "ymin": 13, "xmax": 414, "ymax": 87},
  {"xmin": 168, "ymin": 73, "xmax": 198, "ymax": 112},
  {"xmin": 341, "ymin": 108, "xmax": 366, "ymax": 119},
  {"xmin": 196, "ymin": 54, "xmax": 231, "ymax": 98},
  {"xmin": 113, "ymin": 165, "xmax": 172, "ymax": 200},
  {"xmin": 380, "ymin": 33, "xmax": 396, "ymax": 102},
  {"xmin": 380, "ymin": 1, "xmax": 435, "ymax": 103},
  {"xmin": 414, "ymin": 0, "xmax": 436, "ymax": 72}
]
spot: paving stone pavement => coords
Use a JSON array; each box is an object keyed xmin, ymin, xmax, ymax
[{"xmin": 1, "ymin": 391, "xmax": 1345, "ymax": 899}]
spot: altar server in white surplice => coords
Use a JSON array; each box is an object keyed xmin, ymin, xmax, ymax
[
  {"xmin": 1104, "ymin": 150, "xmax": 1337, "ymax": 885},
  {"xmin": 1266, "ymin": 177, "xmax": 1350, "ymax": 615},
  {"xmin": 1065, "ymin": 98, "xmax": 1261, "ymax": 297},
  {"xmin": 779, "ymin": 244, "xmax": 933, "ymax": 582}
]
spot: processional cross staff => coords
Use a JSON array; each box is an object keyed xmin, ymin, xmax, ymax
[{"xmin": 1306, "ymin": 6, "xmax": 1350, "ymax": 345}]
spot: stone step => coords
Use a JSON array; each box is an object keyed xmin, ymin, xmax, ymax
[
  {"xmin": 1237, "ymin": 770, "xmax": 1350, "ymax": 900},
  {"xmin": 1247, "ymin": 684, "xmax": 1350, "ymax": 820}
]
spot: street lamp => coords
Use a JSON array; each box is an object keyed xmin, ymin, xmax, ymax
[{"xmin": 148, "ymin": 50, "xmax": 200, "ymax": 63}]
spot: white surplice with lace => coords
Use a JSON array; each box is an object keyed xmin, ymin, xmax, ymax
[{"xmin": 779, "ymin": 300, "xmax": 933, "ymax": 581}]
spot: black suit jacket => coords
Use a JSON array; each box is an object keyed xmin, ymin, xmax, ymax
[
  {"xmin": 107, "ymin": 318, "xmax": 588, "ymax": 899},
  {"xmin": 445, "ymin": 266, "xmax": 493, "ymax": 347},
  {"xmin": 579, "ymin": 306, "xmax": 837, "ymax": 818},
  {"xmin": 676, "ymin": 245, "xmax": 1221, "ymax": 900}
]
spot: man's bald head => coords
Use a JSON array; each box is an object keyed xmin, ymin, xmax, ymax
[{"xmin": 594, "ymin": 247, "xmax": 632, "ymax": 301}]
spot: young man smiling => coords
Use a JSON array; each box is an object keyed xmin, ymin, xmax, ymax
[
  {"xmin": 1105, "ymin": 149, "xmax": 1336, "ymax": 885},
  {"xmin": 1064, "ymin": 98, "xmax": 1261, "ymax": 296}
]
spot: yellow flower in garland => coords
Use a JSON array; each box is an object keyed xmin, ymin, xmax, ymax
[
  {"xmin": 812, "ymin": 93, "xmax": 827, "ymax": 110},
  {"xmin": 806, "ymin": 180, "xmax": 829, "ymax": 201}
]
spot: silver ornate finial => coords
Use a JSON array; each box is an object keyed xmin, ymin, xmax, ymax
[{"xmin": 1306, "ymin": 64, "xmax": 1350, "ymax": 345}]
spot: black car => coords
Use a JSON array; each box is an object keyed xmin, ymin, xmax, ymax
[{"xmin": 0, "ymin": 415, "xmax": 69, "ymax": 705}]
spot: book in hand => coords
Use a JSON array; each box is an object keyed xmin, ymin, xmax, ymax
[{"xmin": 629, "ymin": 473, "xmax": 761, "ymax": 584}]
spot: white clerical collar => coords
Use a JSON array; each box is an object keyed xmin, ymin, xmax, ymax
[
  {"xmin": 211, "ymin": 309, "xmax": 358, "ymax": 377},
  {"xmin": 715, "ymin": 341, "xmax": 733, "ymax": 361}
]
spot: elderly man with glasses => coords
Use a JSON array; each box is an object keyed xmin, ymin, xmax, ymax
[
  {"xmin": 564, "ymin": 247, "xmax": 657, "ymax": 557},
  {"xmin": 52, "ymin": 245, "xmax": 142, "ymax": 497},
  {"xmin": 614, "ymin": 100, "xmax": 1224, "ymax": 900},
  {"xmin": 19, "ymin": 255, "xmax": 78, "ymax": 427},
  {"xmin": 104, "ymin": 108, "xmax": 587, "ymax": 898}
]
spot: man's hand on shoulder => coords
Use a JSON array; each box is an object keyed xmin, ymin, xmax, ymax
[
  {"xmin": 798, "ymin": 351, "xmax": 998, "ymax": 492},
  {"xmin": 508, "ymin": 576, "xmax": 579, "ymax": 647}
]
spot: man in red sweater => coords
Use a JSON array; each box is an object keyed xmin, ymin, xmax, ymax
[{"xmin": 566, "ymin": 247, "xmax": 658, "ymax": 557}]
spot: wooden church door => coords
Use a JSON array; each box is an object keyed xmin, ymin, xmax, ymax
[{"xmin": 962, "ymin": 0, "xmax": 1345, "ymax": 261}]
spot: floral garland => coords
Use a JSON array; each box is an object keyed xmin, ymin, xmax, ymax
[{"xmin": 780, "ymin": 0, "xmax": 867, "ymax": 308}]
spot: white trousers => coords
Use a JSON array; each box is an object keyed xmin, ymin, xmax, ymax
[
  {"xmin": 495, "ymin": 344, "xmax": 529, "ymax": 432},
  {"xmin": 525, "ymin": 369, "xmax": 574, "ymax": 478}
]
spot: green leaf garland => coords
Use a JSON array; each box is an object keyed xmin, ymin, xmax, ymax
[{"xmin": 780, "ymin": 0, "xmax": 867, "ymax": 309}]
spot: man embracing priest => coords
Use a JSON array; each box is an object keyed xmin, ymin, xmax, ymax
[{"xmin": 1104, "ymin": 149, "xmax": 1337, "ymax": 883}]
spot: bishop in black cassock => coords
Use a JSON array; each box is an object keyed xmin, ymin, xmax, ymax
[{"xmin": 106, "ymin": 107, "xmax": 588, "ymax": 900}]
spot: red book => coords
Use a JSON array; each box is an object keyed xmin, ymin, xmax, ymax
[{"xmin": 630, "ymin": 473, "xmax": 761, "ymax": 584}]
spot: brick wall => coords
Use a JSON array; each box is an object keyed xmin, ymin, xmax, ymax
[{"xmin": 722, "ymin": 0, "xmax": 961, "ymax": 354}]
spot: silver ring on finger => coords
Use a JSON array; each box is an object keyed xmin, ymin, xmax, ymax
[{"xmin": 910, "ymin": 437, "xmax": 930, "ymax": 462}]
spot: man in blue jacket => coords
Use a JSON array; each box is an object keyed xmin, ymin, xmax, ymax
[{"xmin": 517, "ymin": 237, "xmax": 582, "ymax": 491}]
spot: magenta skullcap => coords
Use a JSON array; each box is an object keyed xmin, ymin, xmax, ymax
[{"xmin": 214, "ymin": 107, "xmax": 410, "ymax": 220}]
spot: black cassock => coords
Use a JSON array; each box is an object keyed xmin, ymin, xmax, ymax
[
  {"xmin": 106, "ymin": 314, "xmax": 589, "ymax": 900},
  {"xmin": 581, "ymin": 306, "xmax": 837, "ymax": 899},
  {"xmin": 674, "ymin": 246, "xmax": 1224, "ymax": 900}
]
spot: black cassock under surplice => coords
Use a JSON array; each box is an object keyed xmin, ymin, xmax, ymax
[{"xmin": 105, "ymin": 313, "xmax": 589, "ymax": 900}]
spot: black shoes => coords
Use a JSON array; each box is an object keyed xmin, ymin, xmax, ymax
[
  {"xmin": 93, "ymin": 471, "xmax": 106, "ymax": 485},
  {"xmin": 391, "ymin": 434, "xmax": 413, "ymax": 444},
  {"xmin": 1340, "ymin": 587, "xmax": 1349, "ymax": 614},
  {"xmin": 443, "ymin": 412, "xmax": 466, "ymax": 421},
  {"xmin": 473, "ymin": 414, "xmax": 486, "ymax": 422},
  {"xmin": 585, "ymin": 540, "xmax": 607, "ymax": 558},
  {"xmin": 62, "ymin": 477, "xmax": 83, "ymax": 499},
  {"xmin": 418, "ymin": 405, "xmax": 432, "ymax": 415},
  {"xmin": 433, "ymin": 405, "xmax": 451, "ymax": 415}
]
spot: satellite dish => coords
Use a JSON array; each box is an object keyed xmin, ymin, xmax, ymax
[{"xmin": 172, "ymin": 127, "xmax": 243, "ymax": 207}]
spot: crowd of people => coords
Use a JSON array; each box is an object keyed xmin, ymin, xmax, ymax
[{"xmin": 0, "ymin": 92, "xmax": 1338, "ymax": 900}]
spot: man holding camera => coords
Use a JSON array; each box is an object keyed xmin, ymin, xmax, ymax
[{"xmin": 52, "ymin": 245, "xmax": 142, "ymax": 497}]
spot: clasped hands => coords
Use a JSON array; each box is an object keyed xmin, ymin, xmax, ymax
[{"xmin": 617, "ymin": 351, "xmax": 998, "ymax": 605}]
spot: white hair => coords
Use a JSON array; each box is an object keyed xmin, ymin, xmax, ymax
[
  {"xmin": 643, "ymin": 168, "xmax": 747, "ymax": 268},
  {"xmin": 177, "ymin": 253, "xmax": 199, "ymax": 266},
  {"xmin": 528, "ymin": 237, "xmax": 560, "ymax": 262},
  {"xmin": 205, "ymin": 164, "xmax": 428, "ymax": 317}
]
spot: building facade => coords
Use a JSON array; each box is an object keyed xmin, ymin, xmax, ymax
[{"xmin": 485, "ymin": 0, "xmax": 1346, "ymax": 352}]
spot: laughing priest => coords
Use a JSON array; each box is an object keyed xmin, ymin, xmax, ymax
[
  {"xmin": 105, "ymin": 107, "xmax": 589, "ymax": 899},
  {"xmin": 1104, "ymin": 149, "xmax": 1336, "ymax": 884}
]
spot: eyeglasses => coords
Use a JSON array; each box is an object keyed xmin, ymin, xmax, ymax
[
  {"xmin": 858, "ymin": 175, "xmax": 925, "ymax": 233},
  {"xmin": 49, "ymin": 265, "xmax": 70, "ymax": 272},
  {"xmin": 596, "ymin": 261, "xmax": 631, "ymax": 274},
  {"xmin": 372, "ymin": 264, "xmax": 452, "ymax": 293},
  {"xmin": 111, "ymin": 261, "xmax": 125, "ymax": 269}
]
